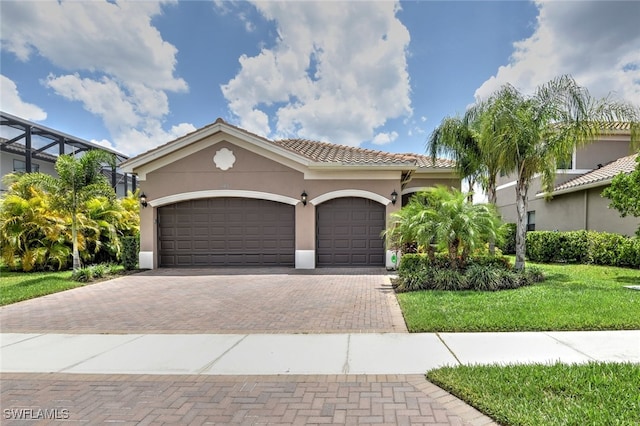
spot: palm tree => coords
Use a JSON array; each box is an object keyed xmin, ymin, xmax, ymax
[
  {"xmin": 427, "ymin": 116, "xmax": 483, "ymax": 203},
  {"xmin": 427, "ymin": 104, "xmax": 506, "ymax": 254},
  {"xmin": 482, "ymin": 75, "xmax": 640, "ymax": 270},
  {"xmin": 20, "ymin": 150, "xmax": 117, "ymax": 270},
  {"xmin": 386, "ymin": 186, "xmax": 502, "ymax": 270}
]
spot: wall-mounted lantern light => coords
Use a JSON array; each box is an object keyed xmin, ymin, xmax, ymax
[
  {"xmin": 391, "ymin": 190, "xmax": 398, "ymax": 205},
  {"xmin": 140, "ymin": 192, "xmax": 148, "ymax": 208},
  {"xmin": 301, "ymin": 190, "xmax": 308, "ymax": 206}
]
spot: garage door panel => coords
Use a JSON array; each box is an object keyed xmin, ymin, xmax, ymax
[
  {"xmin": 159, "ymin": 198, "xmax": 294, "ymax": 267},
  {"xmin": 316, "ymin": 197, "xmax": 385, "ymax": 267}
]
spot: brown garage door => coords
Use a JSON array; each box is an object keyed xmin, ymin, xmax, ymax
[
  {"xmin": 158, "ymin": 198, "xmax": 295, "ymax": 267},
  {"xmin": 316, "ymin": 197, "xmax": 385, "ymax": 267}
]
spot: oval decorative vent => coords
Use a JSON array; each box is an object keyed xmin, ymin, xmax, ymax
[{"xmin": 213, "ymin": 147, "xmax": 236, "ymax": 171}]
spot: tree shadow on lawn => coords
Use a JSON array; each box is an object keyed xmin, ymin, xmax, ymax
[
  {"xmin": 616, "ymin": 276, "xmax": 640, "ymax": 285},
  {"xmin": 7, "ymin": 276, "xmax": 71, "ymax": 289}
]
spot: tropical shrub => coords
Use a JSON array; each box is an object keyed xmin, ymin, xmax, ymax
[
  {"xmin": 385, "ymin": 186, "xmax": 503, "ymax": 269},
  {"xmin": 0, "ymin": 180, "xmax": 72, "ymax": 271},
  {"xmin": 396, "ymin": 253, "xmax": 539, "ymax": 292},
  {"xmin": 0, "ymin": 170, "xmax": 140, "ymax": 271}
]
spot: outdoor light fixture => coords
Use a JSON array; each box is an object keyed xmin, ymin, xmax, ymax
[
  {"xmin": 391, "ymin": 190, "xmax": 398, "ymax": 205},
  {"xmin": 301, "ymin": 190, "xmax": 308, "ymax": 206},
  {"xmin": 140, "ymin": 192, "xmax": 148, "ymax": 208}
]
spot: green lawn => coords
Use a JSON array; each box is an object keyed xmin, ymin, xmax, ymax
[
  {"xmin": 427, "ymin": 362, "xmax": 640, "ymax": 426},
  {"xmin": 397, "ymin": 262, "xmax": 640, "ymax": 332},
  {"xmin": 1, "ymin": 269, "xmax": 78, "ymax": 306}
]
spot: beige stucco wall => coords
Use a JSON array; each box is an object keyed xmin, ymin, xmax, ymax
[
  {"xmin": 135, "ymin": 138, "xmax": 442, "ymax": 267},
  {"xmin": 498, "ymin": 184, "xmax": 639, "ymax": 237},
  {"xmin": 576, "ymin": 137, "xmax": 632, "ymax": 170},
  {"xmin": 403, "ymin": 176, "xmax": 461, "ymax": 193}
]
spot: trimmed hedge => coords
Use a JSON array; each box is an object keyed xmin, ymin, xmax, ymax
[
  {"xmin": 526, "ymin": 231, "xmax": 640, "ymax": 268},
  {"xmin": 121, "ymin": 235, "xmax": 139, "ymax": 271},
  {"xmin": 498, "ymin": 223, "xmax": 517, "ymax": 255}
]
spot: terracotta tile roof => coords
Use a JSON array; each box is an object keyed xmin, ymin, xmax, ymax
[
  {"xmin": 597, "ymin": 122, "xmax": 634, "ymax": 131},
  {"xmin": 125, "ymin": 117, "xmax": 454, "ymax": 170},
  {"xmin": 552, "ymin": 153, "xmax": 638, "ymax": 193},
  {"xmin": 410, "ymin": 154, "xmax": 456, "ymax": 169},
  {"xmin": 271, "ymin": 138, "xmax": 451, "ymax": 167}
]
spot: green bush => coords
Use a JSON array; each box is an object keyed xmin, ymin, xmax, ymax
[
  {"xmin": 468, "ymin": 254, "xmax": 512, "ymax": 270},
  {"xmin": 71, "ymin": 266, "xmax": 93, "ymax": 282},
  {"xmin": 90, "ymin": 264, "xmax": 106, "ymax": 279},
  {"xmin": 122, "ymin": 235, "xmax": 139, "ymax": 271},
  {"xmin": 498, "ymin": 223, "xmax": 517, "ymax": 255},
  {"xmin": 466, "ymin": 264, "xmax": 502, "ymax": 291},
  {"xmin": 431, "ymin": 269, "xmax": 468, "ymax": 291},
  {"xmin": 527, "ymin": 230, "xmax": 639, "ymax": 268},
  {"xmin": 397, "ymin": 253, "xmax": 535, "ymax": 292}
]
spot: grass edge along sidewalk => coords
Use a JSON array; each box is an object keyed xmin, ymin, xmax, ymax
[
  {"xmin": 397, "ymin": 261, "xmax": 640, "ymax": 332},
  {"xmin": 426, "ymin": 361, "xmax": 640, "ymax": 426}
]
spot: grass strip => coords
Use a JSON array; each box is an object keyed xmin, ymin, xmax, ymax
[
  {"xmin": 1, "ymin": 269, "xmax": 78, "ymax": 306},
  {"xmin": 397, "ymin": 262, "xmax": 640, "ymax": 332},
  {"xmin": 427, "ymin": 362, "xmax": 640, "ymax": 426}
]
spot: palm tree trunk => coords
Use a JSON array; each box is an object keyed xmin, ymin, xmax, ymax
[
  {"xmin": 514, "ymin": 177, "xmax": 528, "ymax": 271},
  {"xmin": 487, "ymin": 178, "xmax": 497, "ymax": 255},
  {"xmin": 449, "ymin": 239, "xmax": 459, "ymax": 270},
  {"xmin": 72, "ymin": 212, "xmax": 81, "ymax": 271}
]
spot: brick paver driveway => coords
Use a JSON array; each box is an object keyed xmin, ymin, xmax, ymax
[
  {"xmin": 1, "ymin": 269, "xmax": 497, "ymax": 425},
  {"xmin": 0, "ymin": 268, "xmax": 406, "ymax": 334}
]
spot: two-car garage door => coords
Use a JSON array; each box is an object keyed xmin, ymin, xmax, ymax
[
  {"xmin": 158, "ymin": 197, "xmax": 385, "ymax": 267},
  {"xmin": 158, "ymin": 198, "xmax": 295, "ymax": 267}
]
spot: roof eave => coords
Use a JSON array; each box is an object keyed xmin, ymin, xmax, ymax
[
  {"xmin": 121, "ymin": 122, "xmax": 312, "ymax": 174},
  {"xmin": 537, "ymin": 179, "xmax": 613, "ymax": 198},
  {"xmin": 307, "ymin": 162, "xmax": 418, "ymax": 171}
]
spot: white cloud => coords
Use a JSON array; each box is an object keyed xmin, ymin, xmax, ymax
[
  {"xmin": 475, "ymin": 1, "xmax": 640, "ymax": 106},
  {"xmin": 90, "ymin": 138, "xmax": 117, "ymax": 151},
  {"xmin": 372, "ymin": 131, "xmax": 399, "ymax": 146},
  {"xmin": 221, "ymin": 1, "xmax": 412, "ymax": 146},
  {"xmin": 1, "ymin": 0, "xmax": 193, "ymax": 156},
  {"xmin": 1, "ymin": 0, "xmax": 186, "ymax": 92},
  {"xmin": 0, "ymin": 75, "xmax": 47, "ymax": 121}
]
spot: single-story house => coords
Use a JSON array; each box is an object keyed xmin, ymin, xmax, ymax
[{"xmin": 121, "ymin": 118, "xmax": 458, "ymax": 269}]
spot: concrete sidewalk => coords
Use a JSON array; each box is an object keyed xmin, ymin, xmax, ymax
[{"xmin": 2, "ymin": 330, "xmax": 638, "ymax": 375}]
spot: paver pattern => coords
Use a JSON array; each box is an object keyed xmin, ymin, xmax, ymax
[
  {"xmin": 0, "ymin": 269, "xmax": 499, "ymax": 425},
  {"xmin": 0, "ymin": 269, "xmax": 406, "ymax": 334},
  {"xmin": 1, "ymin": 373, "xmax": 496, "ymax": 425}
]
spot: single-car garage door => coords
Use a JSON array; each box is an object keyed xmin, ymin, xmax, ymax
[
  {"xmin": 158, "ymin": 198, "xmax": 295, "ymax": 267},
  {"xmin": 316, "ymin": 197, "xmax": 385, "ymax": 267}
]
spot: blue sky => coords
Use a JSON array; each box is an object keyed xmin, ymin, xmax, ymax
[{"xmin": 1, "ymin": 1, "xmax": 639, "ymax": 158}]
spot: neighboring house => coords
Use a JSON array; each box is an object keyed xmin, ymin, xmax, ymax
[
  {"xmin": 121, "ymin": 118, "xmax": 458, "ymax": 269},
  {"xmin": 495, "ymin": 123, "xmax": 639, "ymax": 236},
  {"xmin": 0, "ymin": 111, "xmax": 134, "ymax": 196}
]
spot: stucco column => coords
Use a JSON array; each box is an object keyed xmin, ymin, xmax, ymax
[
  {"xmin": 385, "ymin": 199, "xmax": 402, "ymax": 270},
  {"xmin": 295, "ymin": 201, "xmax": 316, "ymax": 268},
  {"xmin": 138, "ymin": 201, "xmax": 156, "ymax": 269}
]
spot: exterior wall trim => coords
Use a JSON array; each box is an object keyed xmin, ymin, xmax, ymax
[
  {"xmin": 536, "ymin": 180, "xmax": 611, "ymax": 197},
  {"xmin": 148, "ymin": 190, "xmax": 300, "ymax": 207},
  {"xmin": 309, "ymin": 189, "xmax": 391, "ymax": 206},
  {"xmin": 401, "ymin": 187, "xmax": 429, "ymax": 195},
  {"xmin": 295, "ymin": 250, "xmax": 315, "ymax": 269},
  {"xmin": 139, "ymin": 251, "xmax": 154, "ymax": 269}
]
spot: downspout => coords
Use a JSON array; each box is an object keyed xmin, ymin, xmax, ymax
[{"xmin": 583, "ymin": 191, "xmax": 588, "ymax": 230}]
